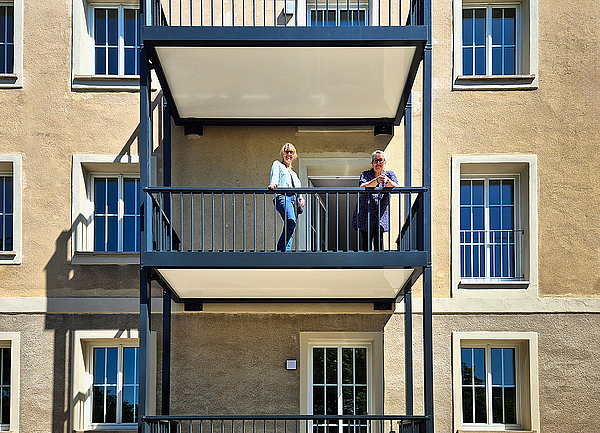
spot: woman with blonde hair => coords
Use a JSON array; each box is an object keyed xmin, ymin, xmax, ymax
[{"xmin": 268, "ymin": 143, "xmax": 305, "ymax": 251}]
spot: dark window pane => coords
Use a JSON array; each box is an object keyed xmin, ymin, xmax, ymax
[
  {"xmin": 460, "ymin": 208, "xmax": 472, "ymax": 230},
  {"xmin": 123, "ymin": 216, "xmax": 137, "ymax": 252},
  {"xmin": 504, "ymin": 349, "xmax": 515, "ymax": 385},
  {"xmin": 473, "ymin": 348, "xmax": 485, "ymax": 385},
  {"xmin": 462, "ymin": 10, "xmax": 473, "ymax": 46},
  {"xmin": 108, "ymin": 47, "xmax": 118, "ymax": 75},
  {"xmin": 0, "ymin": 8, "xmax": 6, "ymax": 45},
  {"xmin": 6, "ymin": 44, "xmax": 13, "ymax": 74},
  {"xmin": 491, "ymin": 348, "xmax": 502, "ymax": 385},
  {"xmin": 475, "ymin": 387, "xmax": 487, "ymax": 423},
  {"xmin": 489, "ymin": 180, "xmax": 500, "ymax": 205},
  {"xmin": 1, "ymin": 387, "xmax": 9, "ymax": 424},
  {"xmin": 122, "ymin": 386, "xmax": 136, "ymax": 422},
  {"xmin": 462, "ymin": 388, "xmax": 473, "ymax": 423},
  {"xmin": 502, "ymin": 180, "xmax": 514, "ymax": 204},
  {"xmin": 106, "ymin": 178, "xmax": 118, "ymax": 214},
  {"xmin": 355, "ymin": 386, "xmax": 367, "ymax": 415},
  {"xmin": 475, "ymin": 47, "xmax": 486, "ymax": 75},
  {"xmin": 94, "ymin": 178, "xmax": 106, "ymax": 212},
  {"xmin": 342, "ymin": 386, "xmax": 354, "ymax": 415},
  {"xmin": 354, "ymin": 348, "xmax": 366, "ymax": 384},
  {"xmin": 124, "ymin": 48, "xmax": 136, "ymax": 75},
  {"xmin": 504, "ymin": 387, "xmax": 516, "ymax": 423},
  {"xmin": 472, "ymin": 207, "xmax": 484, "ymax": 230},
  {"xmin": 105, "ymin": 386, "xmax": 117, "ymax": 423},
  {"xmin": 95, "ymin": 216, "xmax": 105, "ymax": 251},
  {"xmin": 492, "ymin": 9, "xmax": 502, "ymax": 44},
  {"xmin": 490, "ymin": 206, "xmax": 501, "ymax": 230},
  {"xmin": 504, "ymin": 47, "xmax": 515, "ymax": 74},
  {"xmin": 342, "ymin": 348, "xmax": 353, "ymax": 384},
  {"xmin": 107, "ymin": 9, "xmax": 118, "ymax": 45},
  {"xmin": 474, "ymin": 9, "xmax": 486, "ymax": 45},
  {"xmin": 326, "ymin": 384, "xmax": 337, "ymax": 414},
  {"xmin": 326, "ymin": 348, "xmax": 337, "ymax": 384},
  {"xmin": 313, "ymin": 348, "xmax": 324, "ymax": 384},
  {"xmin": 4, "ymin": 215, "xmax": 12, "ymax": 251},
  {"xmin": 94, "ymin": 9, "xmax": 106, "ymax": 44},
  {"xmin": 94, "ymin": 348, "xmax": 106, "ymax": 384},
  {"xmin": 505, "ymin": 10, "xmax": 516, "ymax": 44},
  {"xmin": 460, "ymin": 181, "xmax": 472, "ymax": 205},
  {"xmin": 492, "ymin": 47, "xmax": 502, "ymax": 75},
  {"xmin": 123, "ymin": 347, "xmax": 138, "ymax": 384},
  {"xmin": 502, "ymin": 207, "xmax": 514, "ymax": 230},
  {"xmin": 124, "ymin": 9, "xmax": 137, "ymax": 46},
  {"xmin": 313, "ymin": 385, "xmax": 324, "ymax": 414},
  {"xmin": 492, "ymin": 386, "xmax": 503, "ymax": 423},
  {"xmin": 463, "ymin": 47, "xmax": 473, "ymax": 75},
  {"xmin": 1, "ymin": 348, "xmax": 10, "ymax": 385},
  {"xmin": 461, "ymin": 348, "xmax": 472, "ymax": 384},
  {"xmin": 95, "ymin": 47, "xmax": 106, "ymax": 75},
  {"xmin": 106, "ymin": 216, "xmax": 118, "ymax": 251},
  {"xmin": 0, "ymin": 45, "xmax": 5, "ymax": 74},
  {"xmin": 124, "ymin": 179, "xmax": 138, "ymax": 214},
  {"xmin": 92, "ymin": 386, "xmax": 105, "ymax": 423},
  {"xmin": 472, "ymin": 180, "xmax": 484, "ymax": 205},
  {"xmin": 106, "ymin": 347, "xmax": 118, "ymax": 384}
]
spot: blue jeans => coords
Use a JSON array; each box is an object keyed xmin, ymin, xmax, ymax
[{"xmin": 275, "ymin": 195, "xmax": 297, "ymax": 252}]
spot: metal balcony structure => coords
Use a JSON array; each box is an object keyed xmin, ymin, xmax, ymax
[{"xmin": 138, "ymin": 0, "xmax": 433, "ymax": 430}]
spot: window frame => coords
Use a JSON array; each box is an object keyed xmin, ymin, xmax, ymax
[
  {"xmin": 307, "ymin": 3, "xmax": 369, "ymax": 27},
  {"xmin": 452, "ymin": 0, "xmax": 538, "ymax": 90},
  {"xmin": 86, "ymin": 342, "xmax": 139, "ymax": 427},
  {"xmin": 71, "ymin": 330, "xmax": 156, "ymax": 432},
  {"xmin": 71, "ymin": 155, "xmax": 140, "ymax": 265},
  {"xmin": 89, "ymin": 173, "xmax": 141, "ymax": 253},
  {"xmin": 0, "ymin": 333, "xmax": 20, "ymax": 433},
  {"xmin": 300, "ymin": 332, "xmax": 383, "ymax": 417},
  {"xmin": 459, "ymin": 173, "xmax": 522, "ymax": 282},
  {"xmin": 0, "ymin": 156, "xmax": 21, "ymax": 264},
  {"xmin": 0, "ymin": 0, "xmax": 21, "ymax": 88},
  {"xmin": 452, "ymin": 332, "xmax": 540, "ymax": 433},
  {"xmin": 451, "ymin": 155, "xmax": 538, "ymax": 297}
]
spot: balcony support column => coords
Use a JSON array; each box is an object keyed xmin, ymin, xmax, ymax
[
  {"xmin": 162, "ymin": 289, "xmax": 171, "ymax": 415},
  {"xmin": 404, "ymin": 95, "xmax": 414, "ymax": 415},
  {"xmin": 422, "ymin": 0, "xmax": 434, "ymax": 426},
  {"xmin": 139, "ymin": 267, "xmax": 152, "ymax": 433}
]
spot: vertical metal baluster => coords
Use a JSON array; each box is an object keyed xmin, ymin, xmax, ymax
[
  {"xmin": 169, "ymin": 0, "xmax": 172, "ymax": 24},
  {"xmin": 158, "ymin": 192, "xmax": 163, "ymax": 251},
  {"xmin": 325, "ymin": 192, "xmax": 329, "ymax": 251},
  {"xmin": 294, "ymin": 0, "xmax": 297, "ymax": 26},
  {"xmin": 191, "ymin": 193, "xmax": 194, "ymax": 251},
  {"xmin": 336, "ymin": 192, "xmax": 339, "ymax": 251},
  {"xmin": 233, "ymin": 0, "xmax": 235, "ymax": 26},
  {"xmin": 211, "ymin": 193, "xmax": 215, "ymax": 251},
  {"xmin": 170, "ymin": 192, "xmax": 174, "ymax": 251},
  {"xmin": 377, "ymin": 192, "xmax": 381, "ymax": 250},
  {"xmin": 211, "ymin": 0, "xmax": 214, "ymax": 26},
  {"xmin": 263, "ymin": 0, "xmax": 266, "ymax": 26},
  {"xmin": 273, "ymin": 194, "xmax": 277, "ymax": 251},
  {"xmin": 243, "ymin": 192, "xmax": 246, "ymax": 251},
  {"xmin": 388, "ymin": 191, "xmax": 391, "ymax": 250},
  {"xmin": 201, "ymin": 192, "xmax": 205, "ymax": 251},
  {"xmin": 264, "ymin": 193, "xmax": 267, "ymax": 251},
  {"xmin": 367, "ymin": 192, "xmax": 370, "ymax": 251},
  {"xmin": 180, "ymin": 192, "xmax": 184, "ymax": 251},
  {"xmin": 273, "ymin": 0, "xmax": 275, "ymax": 25},
  {"xmin": 233, "ymin": 193, "xmax": 236, "ymax": 251},
  {"xmin": 180, "ymin": 0, "xmax": 182, "ymax": 25},
  {"xmin": 346, "ymin": 192, "xmax": 349, "ymax": 251},
  {"xmin": 253, "ymin": 0, "xmax": 256, "ymax": 26},
  {"xmin": 190, "ymin": 0, "xmax": 193, "ymax": 25},
  {"xmin": 388, "ymin": 0, "xmax": 390, "ymax": 26},
  {"xmin": 222, "ymin": 0, "xmax": 224, "ymax": 26},
  {"xmin": 253, "ymin": 193, "xmax": 256, "ymax": 251},
  {"xmin": 222, "ymin": 193, "xmax": 226, "ymax": 251}
]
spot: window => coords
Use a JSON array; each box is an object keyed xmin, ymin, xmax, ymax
[
  {"xmin": 462, "ymin": 6, "xmax": 517, "ymax": 76},
  {"xmin": 72, "ymin": 331, "xmax": 153, "ymax": 431},
  {"xmin": 452, "ymin": 0, "xmax": 538, "ymax": 89},
  {"xmin": 309, "ymin": 7, "xmax": 367, "ymax": 26},
  {"xmin": 0, "ymin": 174, "xmax": 12, "ymax": 253},
  {"xmin": 0, "ymin": 156, "xmax": 21, "ymax": 264},
  {"xmin": 90, "ymin": 344, "xmax": 139, "ymax": 425},
  {"xmin": 0, "ymin": 1, "xmax": 21, "ymax": 87},
  {"xmin": 92, "ymin": 175, "xmax": 140, "ymax": 252},
  {"xmin": 452, "ymin": 332, "xmax": 540, "ymax": 432},
  {"xmin": 0, "ymin": 334, "xmax": 19, "ymax": 433},
  {"xmin": 0, "ymin": 4, "xmax": 13, "ymax": 74},
  {"xmin": 460, "ymin": 176, "xmax": 520, "ymax": 280},
  {"xmin": 72, "ymin": 155, "xmax": 140, "ymax": 264},
  {"xmin": 300, "ymin": 332, "xmax": 383, "ymax": 418},
  {"xmin": 451, "ymin": 155, "xmax": 537, "ymax": 294},
  {"xmin": 92, "ymin": 5, "xmax": 140, "ymax": 75}
]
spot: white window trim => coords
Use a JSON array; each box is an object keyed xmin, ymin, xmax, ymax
[
  {"xmin": 451, "ymin": 155, "xmax": 538, "ymax": 299},
  {"xmin": 71, "ymin": 154, "xmax": 140, "ymax": 265},
  {"xmin": 71, "ymin": 330, "xmax": 156, "ymax": 432},
  {"xmin": 452, "ymin": 332, "xmax": 540, "ymax": 433},
  {"xmin": 72, "ymin": 0, "xmax": 140, "ymax": 91},
  {"xmin": 0, "ymin": 333, "xmax": 20, "ymax": 433},
  {"xmin": 0, "ymin": 0, "xmax": 22, "ymax": 88},
  {"xmin": 0, "ymin": 155, "xmax": 22, "ymax": 264},
  {"xmin": 459, "ymin": 173, "xmax": 522, "ymax": 283},
  {"xmin": 452, "ymin": 0, "xmax": 538, "ymax": 90},
  {"xmin": 300, "ymin": 332, "xmax": 383, "ymax": 416}
]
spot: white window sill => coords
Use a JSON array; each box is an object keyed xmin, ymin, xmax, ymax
[
  {"xmin": 72, "ymin": 251, "xmax": 140, "ymax": 265},
  {"xmin": 0, "ymin": 73, "xmax": 22, "ymax": 88},
  {"xmin": 457, "ymin": 430, "xmax": 535, "ymax": 433},
  {"xmin": 72, "ymin": 74, "xmax": 140, "ymax": 91},
  {"xmin": 459, "ymin": 280, "xmax": 531, "ymax": 289},
  {"xmin": 453, "ymin": 74, "xmax": 537, "ymax": 91},
  {"xmin": 76, "ymin": 428, "xmax": 138, "ymax": 433},
  {"xmin": 0, "ymin": 251, "xmax": 17, "ymax": 257}
]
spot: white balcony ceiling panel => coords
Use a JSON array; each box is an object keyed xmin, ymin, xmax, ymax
[
  {"xmin": 157, "ymin": 268, "xmax": 414, "ymax": 299},
  {"xmin": 155, "ymin": 46, "xmax": 416, "ymax": 119}
]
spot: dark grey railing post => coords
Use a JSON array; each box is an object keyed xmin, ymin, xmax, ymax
[
  {"xmin": 139, "ymin": 267, "xmax": 151, "ymax": 433},
  {"xmin": 162, "ymin": 288, "xmax": 171, "ymax": 415}
]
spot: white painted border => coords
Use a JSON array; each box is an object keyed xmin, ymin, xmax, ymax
[
  {"xmin": 452, "ymin": 0, "xmax": 539, "ymax": 90},
  {"xmin": 451, "ymin": 332, "xmax": 540, "ymax": 432},
  {"xmin": 451, "ymin": 155, "xmax": 538, "ymax": 300},
  {"xmin": 0, "ymin": 0, "xmax": 23, "ymax": 88},
  {"xmin": 300, "ymin": 332, "xmax": 383, "ymax": 416},
  {"xmin": 71, "ymin": 329, "xmax": 157, "ymax": 431},
  {"xmin": 71, "ymin": 154, "xmax": 139, "ymax": 265},
  {"xmin": 0, "ymin": 155, "xmax": 22, "ymax": 264},
  {"xmin": 0, "ymin": 332, "xmax": 20, "ymax": 432}
]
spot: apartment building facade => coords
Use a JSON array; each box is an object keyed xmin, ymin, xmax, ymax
[{"xmin": 0, "ymin": 0, "xmax": 599, "ymax": 432}]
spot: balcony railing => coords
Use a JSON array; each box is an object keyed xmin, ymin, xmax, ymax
[
  {"xmin": 148, "ymin": 0, "xmax": 423, "ymax": 27},
  {"xmin": 143, "ymin": 415, "xmax": 429, "ymax": 433},
  {"xmin": 146, "ymin": 187, "xmax": 425, "ymax": 254},
  {"xmin": 460, "ymin": 229, "xmax": 524, "ymax": 280}
]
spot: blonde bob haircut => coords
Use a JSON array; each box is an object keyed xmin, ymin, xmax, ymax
[{"xmin": 281, "ymin": 143, "xmax": 297, "ymax": 164}]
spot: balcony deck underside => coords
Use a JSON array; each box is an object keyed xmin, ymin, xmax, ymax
[
  {"xmin": 143, "ymin": 26, "xmax": 427, "ymax": 125},
  {"xmin": 146, "ymin": 250, "xmax": 426, "ymax": 302}
]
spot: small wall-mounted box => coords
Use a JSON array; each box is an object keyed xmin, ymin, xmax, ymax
[{"xmin": 286, "ymin": 359, "xmax": 297, "ymax": 370}]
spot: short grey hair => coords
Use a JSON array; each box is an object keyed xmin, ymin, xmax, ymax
[{"xmin": 371, "ymin": 150, "xmax": 387, "ymax": 162}]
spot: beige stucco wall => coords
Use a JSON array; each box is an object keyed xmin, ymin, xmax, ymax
[{"xmin": 0, "ymin": 1, "xmax": 141, "ymax": 298}]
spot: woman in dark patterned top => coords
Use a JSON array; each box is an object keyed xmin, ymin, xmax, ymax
[{"xmin": 354, "ymin": 150, "xmax": 399, "ymax": 251}]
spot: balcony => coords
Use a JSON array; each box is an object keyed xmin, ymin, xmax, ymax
[
  {"xmin": 144, "ymin": 186, "xmax": 427, "ymax": 302},
  {"xmin": 142, "ymin": 0, "xmax": 428, "ymax": 126}
]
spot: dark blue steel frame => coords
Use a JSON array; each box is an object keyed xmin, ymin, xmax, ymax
[
  {"xmin": 142, "ymin": 26, "xmax": 427, "ymax": 126},
  {"xmin": 138, "ymin": 2, "xmax": 434, "ymax": 433}
]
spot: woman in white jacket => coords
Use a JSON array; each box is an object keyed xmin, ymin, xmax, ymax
[{"xmin": 267, "ymin": 143, "xmax": 305, "ymax": 251}]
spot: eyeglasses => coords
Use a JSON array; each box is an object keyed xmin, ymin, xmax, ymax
[
  {"xmin": 284, "ymin": 150, "xmax": 295, "ymax": 155},
  {"xmin": 372, "ymin": 158, "xmax": 385, "ymax": 164}
]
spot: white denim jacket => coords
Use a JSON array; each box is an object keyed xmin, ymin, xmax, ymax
[{"xmin": 269, "ymin": 160, "xmax": 301, "ymax": 189}]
